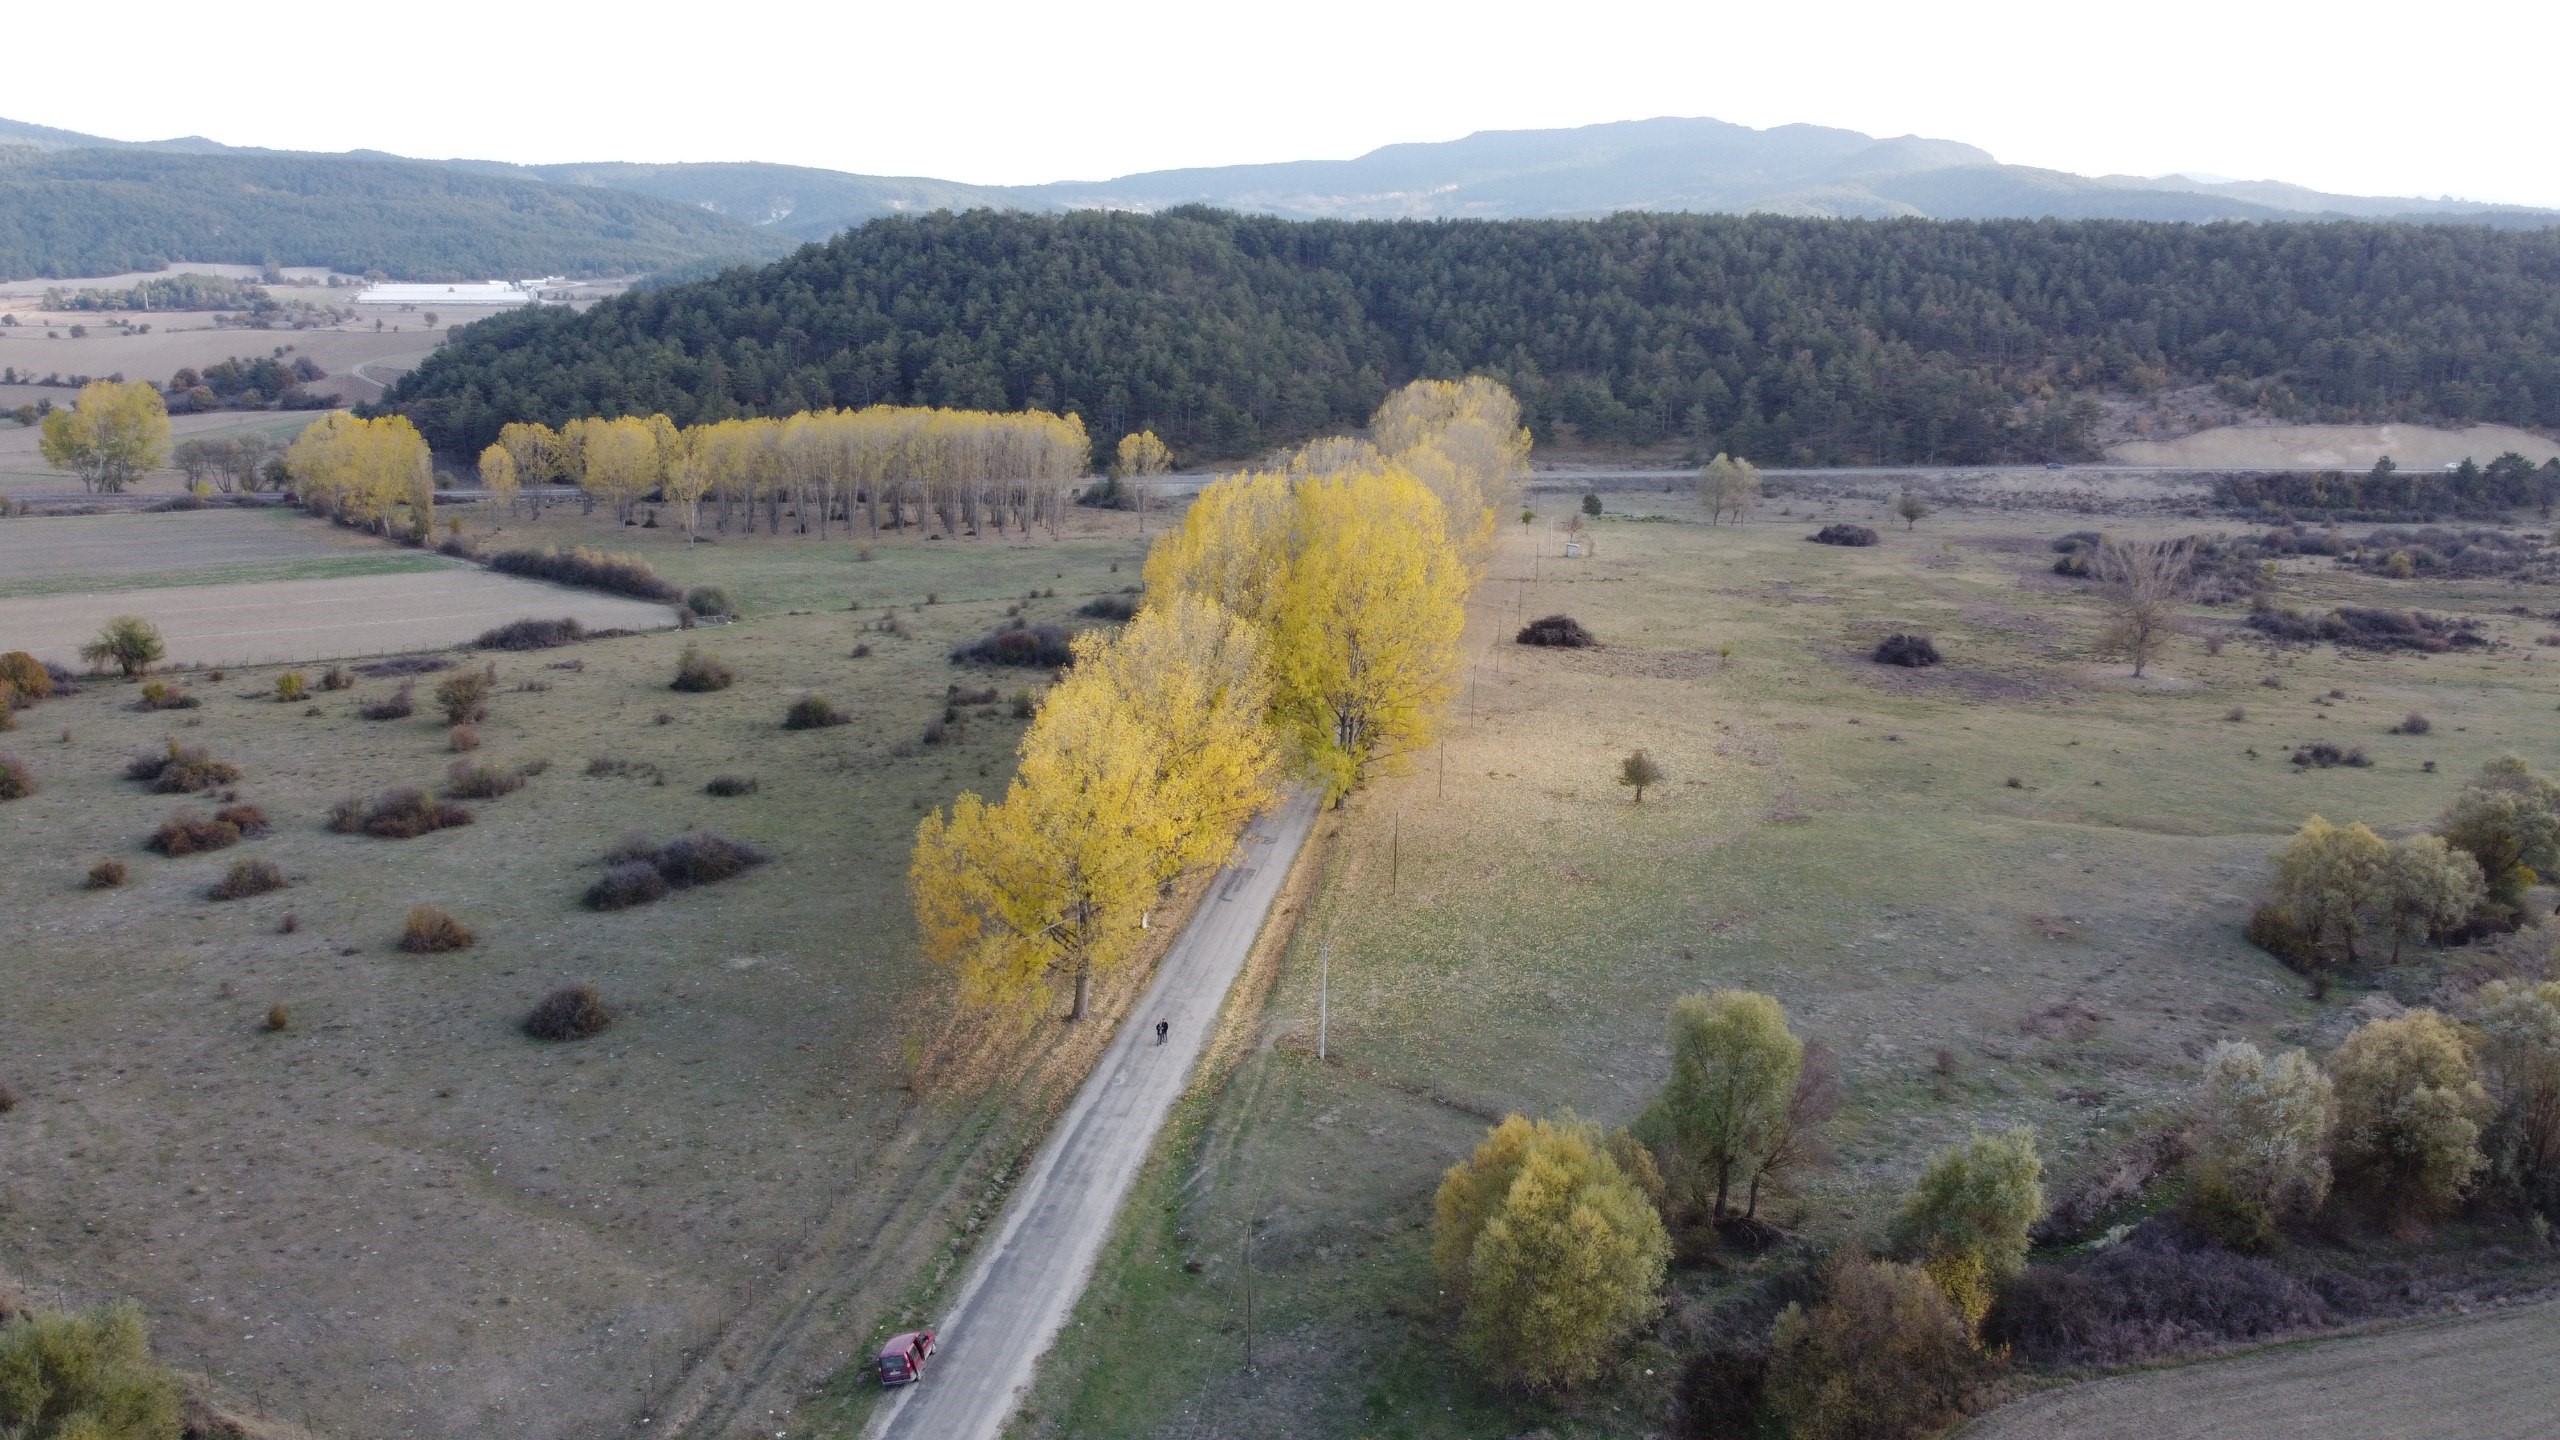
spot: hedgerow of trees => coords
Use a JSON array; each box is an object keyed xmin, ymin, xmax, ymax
[{"xmin": 384, "ymin": 207, "xmax": 2560, "ymax": 463}]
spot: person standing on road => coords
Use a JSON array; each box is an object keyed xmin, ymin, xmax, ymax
[{"xmin": 1155, "ymin": 1020, "xmax": 1169, "ymax": 1045}]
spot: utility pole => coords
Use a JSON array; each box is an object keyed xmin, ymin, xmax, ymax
[{"xmin": 1318, "ymin": 942, "xmax": 1330, "ymax": 1062}]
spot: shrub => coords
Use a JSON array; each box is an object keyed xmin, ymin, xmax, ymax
[
  {"xmin": 134, "ymin": 679, "xmax": 198, "ymax": 711},
  {"xmin": 448, "ymin": 722, "xmax": 480, "ymax": 752},
  {"xmin": 209, "ymin": 857, "xmax": 286, "ymax": 900},
  {"xmin": 850, "ymin": 643, "xmax": 873, "ymax": 659},
  {"xmin": 2190, "ymin": 1040, "xmax": 2334, "ymax": 1227},
  {"xmin": 358, "ymin": 681, "xmax": 416, "ymax": 721},
  {"xmin": 1432, "ymin": 1114, "xmax": 1669, "ymax": 1389},
  {"xmin": 922, "ymin": 719, "xmax": 950, "ymax": 745},
  {"xmin": 950, "ymin": 623, "xmax": 1075, "ymax": 668},
  {"xmin": 80, "ymin": 614, "xmax": 165, "ymax": 676},
  {"xmin": 0, "ymin": 650, "xmax": 49, "ymax": 701},
  {"xmin": 2225, "ymin": 705, "xmax": 2247, "ymax": 721},
  {"xmin": 85, "ymin": 858, "xmax": 127, "ymax": 888},
  {"xmin": 670, "ymin": 646, "xmax": 735, "ymax": 692},
  {"xmin": 1765, "ymin": 1257, "xmax": 1984, "ymax": 1440},
  {"xmin": 0, "ymin": 752, "xmax": 31, "ymax": 802},
  {"xmin": 264, "ymin": 1004, "xmax": 289, "ymax": 1032},
  {"xmin": 399, "ymin": 905, "xmax": 475, "ymax": 953},
  {"xmin": 340, "ymin": 787, "xmax": 473, "ymax": 839},
  {"xmin": 214, "ymin": 802, "xmax": 268, "ymax": 836},
  {"xmin": 2181, "ymin": 1173, "xmax": 2281, "ymax": 1254},
  {"xmin": 0, "ymin": 1302, "xmax": 184, "ymax": 1438},
  {"xmin": 1810, "ymin": 523, "xmax": 1879, "ymax": 546},
  {"xmin": 2329, "ymin": 1009, "xmax": 2492, "ymax": 1219},
  {"xmin": 1076, "ymin": 592, "xmax": 1139, "ymax": 621},
  {"xmin": 486, "ymin": 545, "xmax": 679, "ymax": 601},
  {"xmin": 2268, "ymin": 816, "xmax": 2387, "ymax": 973},
  {"xmin": 949, "ymin": 684, "xmax": 1001, "ymax": 705},
  {"xmin": 784, "ymin": 693, "xmax": 849, "ymax": 730},
  {"xmin": 474, "ymin": 616, "xmax": 584, "ymax": 651},
  {"xmin": 2437, "ymin": 755, "xmax": 2560, "ymax": 910},
  {"xmin": 1893, "ymin": 1128, "xmax": 2044, "ymax": 1289},
  {"xmin": 358, "ymin": 654, "xmax": 455, "ymax": 678},
  {"xmin": 1010, "ymin": 688, "xmax": 1037, "ymax": 719},
  {"xmin": 274, "ymin": 670, "xmax": 309, "ymax": 702},
  {"xmin": 705, "ymin": 774, "xmax": 759, "ymax": 797},
  {"xmin": 443, "ymin": 759, "xmax": 524, "ymax": 799},
  {"xmin": 126, "ymin": 740, "xmax": 239, "ymax": 793},
  {"xmin": 433, "ymin": 665, "xmax": 497, "ymax": 724},
  {"xmin": 2475, "ymin": 979, "xmax": 2560, "ymax": 1213},
  {"xmin": 1516, "ymin": 614, "xmax": 1597, "ymax": 647},
  {"xmin": 584, "ymin": 860, "xmax": 670, "ymax": 911},
  {"xmin": 683, "ymin": 585, "xmax": 733, "ymax": 618},
  {"xmin": 2391, "ymin": 711, "xmax": 2432, "ymax": 735},
  {"xmin": 2289, "ymin": 741, "xmax": 2371, "ymax": 768},
  {"xmin": 524, "ymin": 983, "xmax": 614, "ymax": 1040},
  {"xmin": 1985, "ymin": 1222, "xmax": 2332, "ymax": 1368},
  {"xmin": 654, "ymin": 831, "xmax": 769, "ymax": 887},
  {"xmin": 2245, "ymin": 603, "xmax": 2486, "ymax": 653},
  {"xmin": 1873, "ymin": 633, "xmax": 1942, "ymax": 667},
  {"xmin": 319, "ymin": 665, "xmax": 353, "ymax": 691}
]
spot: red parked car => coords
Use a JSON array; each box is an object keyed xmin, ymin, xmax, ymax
[{"xmin": 877, "ymin": 1330, "xmax": 936, "ymax": 1387}]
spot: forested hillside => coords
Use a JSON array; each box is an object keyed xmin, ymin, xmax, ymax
[
  {"xmin": 0, "ymin": 149, "xmax": 787, "ymax": 281},
  {"xmin": 381, "ymin": 208, "xmax": 2560, "ymax": 464}
]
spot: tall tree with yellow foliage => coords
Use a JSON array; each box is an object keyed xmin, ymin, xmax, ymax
[
  {"xmin": 1369, "ymin": 376, "xmax": 1530, "ymax": 567},
  {"xmin": 1070, "ymin": 593, "xmax": 1280, "ymax": 879},
  {"xmin": 285, "ymin": 411, "xmax": 433, "ymax": 539},
  {"xmin": 477, "ymin": 443, "xmax": 519, "ymax": 517},
  {"xmin": 910, "ymin": 674, "xmax": 1164, "ymax": 1020},
  {"xmin": 39, "ymin": 379, "xmax": 171, "ymax": 494}
]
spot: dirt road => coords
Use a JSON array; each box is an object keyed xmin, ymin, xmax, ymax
[
  {"xmin": 1961, "ymin": 1300, "xmax": 2560, "ymax": 1440},
  {"xmin": 869, "ymin": 791, "xmax": 1323, "ymax": 1440}
]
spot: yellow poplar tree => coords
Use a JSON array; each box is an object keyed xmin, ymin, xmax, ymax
[
  {"xmin": 39, "ymin": 379, "xmax": 172, "ymax": 494},
  {"xmin": 1071, "ymin": 593, "xmax": 1279, "ymax": 879},
  {"xmin": 478, "ymin": 443, "xmax": 519, "ymax": 517},
  {"xmin": 911, "ymin": 674, "xmax": 1164, "ymax": 1021}
]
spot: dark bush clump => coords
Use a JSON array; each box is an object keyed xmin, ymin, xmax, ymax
[
  {"xmin": 584, "ymin": 861, "xmax": 670, "ymax": 911},
  {"xmin": 2390, "ymin": 712, "xmax": 2432, "ymax": 735},
  {"xmin": 784, "ymin": 693, "xmax": 849, "ymax": 730},
  {"xmin": 654, "ymin": 832, "xmax": 770, "ymax": 887},
  {"xmin": 1810, "ymin": 524, "xmax": 1879, "ymax": 547},
  {"xmin": 126, "ymin": 740, "xmax": 239, "ymax": 793},
  {"xmin": 2246, "ymin": 602, "xmax": 2487, "ymax": 653},
  {"xmin": 1985, "ymin": 1223, "xmax": 2332, "ymax": 1368},
  {"xmin": 1873, "ymin": 633, "xmax": 1943, "ymax": 667},
  {"xmin": 336, "ymin": 787, "xmax": 474, "ymax": 839},
  {"xmin": 147, "ymin": 807, "xmax": 242, "ymax": 856},
  {"xmin": 133, "ymin": 679, "xmax": 199, "ymax": 711},
  {"xmin": 487, "ymin": 545, "xmax": 679, "ymax": 602},
  {"xmin": 358, "ymin": 681, "xmax": 416, "ymax": 721},
  {"xmin": 443, "ymin": 759, "xmax": 526, "ymax": 799},
  {"xmin": 949, "ymin": 684, "xmax": 1001, "ymax": 705},
  {"xmin": 209, "ymin": 857, "xmax": 286, "ymax": 900},
  {"xmin": 399, "ymin": 905, "xmax": 475, "ymax": 953},
  {"xmin": 319, "ymin": 665, "xmax": 353, "ymax": 691},
  {"xmin": 523, "ymin": 983, "xmax": 614, "ymax": 1041},
  {"xmin": 1076, "ymin": 593, "xmax": 1139, "ymax": 621},
  {"xmin": 475, "ymin": 617, "xmax": 586, "ymax": 651},
  {"xmin": 1516, "ymin": 614, "xmax": 1597, "ymax": 647},
  {"xmin": 2290, "ymin": 741, "xmax": 2371, "ymax": 769},
  {"xmin": 355, "ymin": 654, "xmax": 455, "ymax": 677},
  {"xmin": 85, "ymin": 858, "xmax": 127, "ymax": 888},
  {"xmin": 951, "ymin": 622, "xmax": 1075, "ymax": 668},
  {"xmin": 683, "ymin": 585, "xmax": 733, "ymax": 619},
  {"xmin": 670, "ymin": 646, "xmax": 736, "ymax": 692},
  {"xmin": 2246, "ymin": 902, "xmax": 2315, "ymax": 968},
  {"xmin": 215, "ymin": 802, "xmax": 268, "ymax": 836},
  {"xmin": 705, "ymin": 774, "xmax": 759, "ymax": 797},
  {"xmin": 0, "ymin": 752, "xmax": 32, "ymax": 802}
]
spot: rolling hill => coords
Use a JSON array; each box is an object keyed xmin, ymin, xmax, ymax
[{"xmin": 0, "ymin": 144, "xmax": 790, "ymax": 281}]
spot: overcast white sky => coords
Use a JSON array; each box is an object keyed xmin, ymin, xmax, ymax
[{"xmin": 19, "ymin": 0, "xmax": 2559, "ymax": 206}]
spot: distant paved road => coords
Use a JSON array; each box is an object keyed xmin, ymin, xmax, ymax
[
  {"xmin": 869, "ymin": 790, "xmax": 1322, "ymax": 1440},
  {"xmin": 1961, "ymin": 1300, "xmax": 2560, "ymax": 1440}
]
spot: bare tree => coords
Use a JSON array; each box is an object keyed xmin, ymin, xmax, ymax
[{"xmin": 2093, "ymin": 538, "xmax": 2191, "ymax": 678}]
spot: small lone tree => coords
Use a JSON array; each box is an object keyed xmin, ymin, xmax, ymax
[
  {"xmin": 2378, "ymin": 833, "xmax": 2486, "ymax": 963},
  {"xmin": 1581, "ymin": 490, "xmax": 1603, "ymax": 517},
  {"xmin": 38, "ymin": 379, "xmax": 170, "ymax": 494},
  {"xmin": 2329, "ymin": 1009, "xmax": 2490, "ymax": 1220},
  {"xmin": 1433, "ymin": 1115, "xmax": 1669, "ymax": 1389},
  {"xmin": 2091, "ymin": 537, "xmax": 2190, "ymax": 678},
  {"xmin": 1698, "ymin": 452, "xmax": 1763, "ymax": 525},
  {"xmin": 79, "ymin": 614, "xmax": 165, "ymax": 678},
  {"xmin": 1893, "ymin": 491, "xmax": 1931, "ymax": 530},
  {"xmin": 1618, "ymin": 748, "xmax": 1663, "ymax": 803}
]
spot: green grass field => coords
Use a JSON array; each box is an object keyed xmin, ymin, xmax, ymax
[
  {"xmin": 1014, "ymin": 489, "xmax": 2560, "ymax": 1439},
  {"xmin": 0, "ymin": 502, "xmax": 1175, "ymax": 1439}
]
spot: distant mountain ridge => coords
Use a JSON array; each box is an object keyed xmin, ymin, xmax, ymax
[{"xmin": 2, "ymin": 113, "xmax": 2553, "ymax": 280}]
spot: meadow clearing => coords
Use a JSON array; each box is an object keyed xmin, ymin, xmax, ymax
[
  {"xmin": 1015, "ymin": 481, "xmax": 2560, "ymax": 1438},
  {"xmin": 0, "ymin": 500, "xmax": 1189, "ymax": 1439}
]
